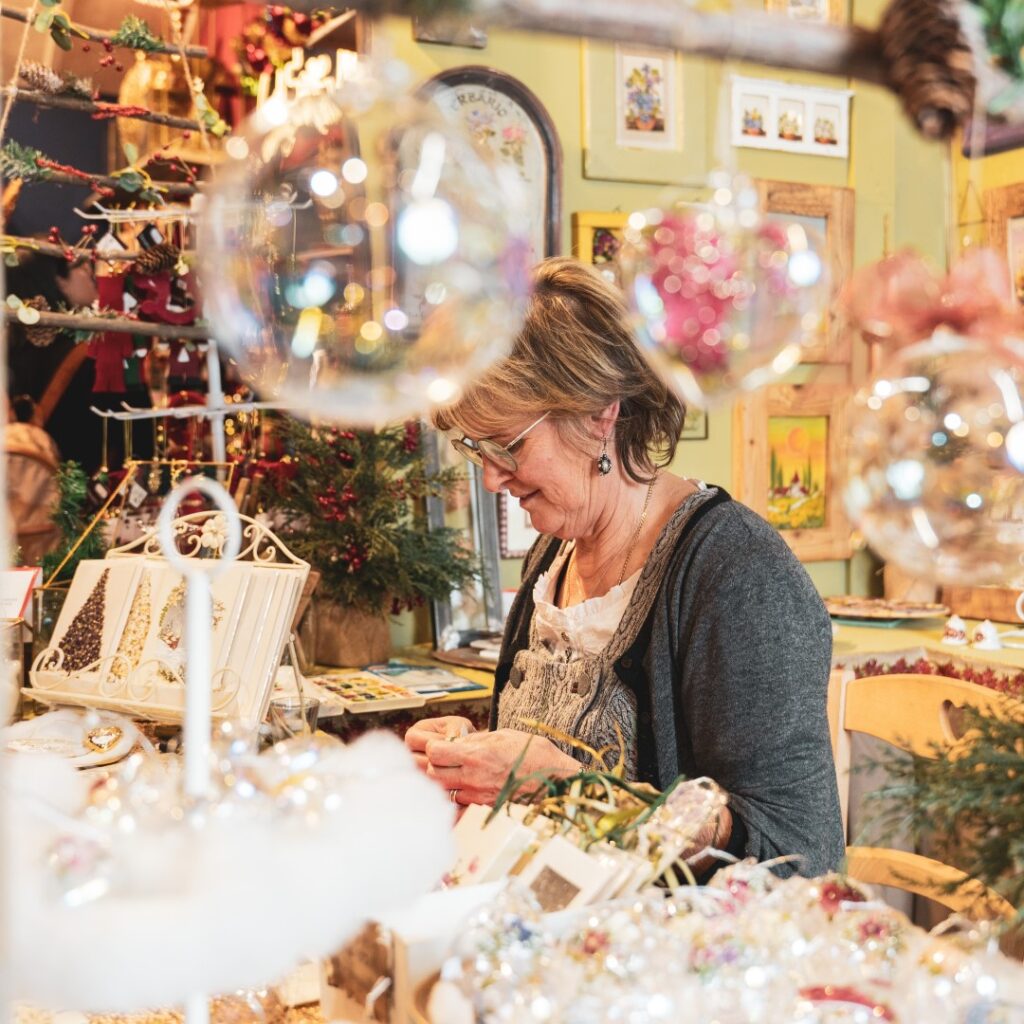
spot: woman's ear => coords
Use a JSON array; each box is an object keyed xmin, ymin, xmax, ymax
[{"xmin": 591, "ymin": 400, "xmax": 621, "ymax": 440}]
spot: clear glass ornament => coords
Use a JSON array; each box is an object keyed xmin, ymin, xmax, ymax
[
  {"xmin": 200, "ymin": 59, "xmax": 531, "ymax": 425},
  {"xmin": 844, "ymin": 329, "xmax": 1024, "ymax": 585},
  {"xmin": 618, "ymin": 173, "xmax": 828, "ymax": 408}
]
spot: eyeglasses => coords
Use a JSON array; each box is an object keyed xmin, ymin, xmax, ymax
[{"xmin": 449, "ymin": 412, "xmax": 550, "ymax": 471}]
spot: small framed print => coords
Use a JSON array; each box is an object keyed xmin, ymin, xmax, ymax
[
  {"xmin": 680, "ymin": 407, "xmax": 709, "ymax": 441},
  {"xmin": 731, "ymin": 75, "xmax": 852, "ymax": 159},
  {"xmin": 984, "ymin": 182, "xmax": 1024, "ymax": 308},
  {"xmin": 498, "ymin": 491, "xmax": 540, "ymax": 559},
  {"xmin": 572, "ymin": 211, "xmax": 629, "ymax": 288},
  {"xmin": 615, "ymin": 46, "xmax": 677, "ymax": 151},
  {"xmin": 766, "ymin": 0, "xmax": 846, "ymax": 23}
]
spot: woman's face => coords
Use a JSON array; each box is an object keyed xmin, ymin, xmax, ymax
[{"xmin": 477, "ymin": 416, "xmax": 598, "ymax": 539}]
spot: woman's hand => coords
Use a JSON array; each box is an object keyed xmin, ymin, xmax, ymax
[
  {"xmin": 424, "ymin": 728, "xmax": 580, "ymax": 807},
  {"xmin": 404, "ymin": 716, "xmax": 475, "ymax": 772}
]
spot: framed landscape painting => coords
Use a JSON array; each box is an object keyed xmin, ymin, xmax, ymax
[{"xmin": 733, "ymin": 381, "xmax": 851, "ymax": 561}]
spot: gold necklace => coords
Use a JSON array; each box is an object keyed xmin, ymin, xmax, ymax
[
  {"xmin": 566, "ymin": 475, "xmax": 658, "ymax": 603},
  {"xmin": 617, "ymin": 474, "xmax": 658, "ymax": 586}
]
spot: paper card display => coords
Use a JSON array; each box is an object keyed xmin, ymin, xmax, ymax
[
  {"xmin": 515, "ymin": 835, "xmax": 622, "ymax": 913},
  {"xmin": 46, "ymin": 560, "xmax": 144, "ymax": 676},
  {"xmin": 0, "ymin": 568, "xmax": 41, "ymax": 622},
  {"xmin": 446, "ymin": 804, "xmax": 536, "ymax": 887}
]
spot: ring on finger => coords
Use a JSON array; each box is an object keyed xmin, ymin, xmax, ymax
[{"xmin": 449, "ymin": 788, "xmax": 459, "ymax": 804}]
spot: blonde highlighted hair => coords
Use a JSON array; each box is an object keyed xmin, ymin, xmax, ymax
[{"xmin": 432, "ymin": 256, "xmax": 685, "ymax": 483}]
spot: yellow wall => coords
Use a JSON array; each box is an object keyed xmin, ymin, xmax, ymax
[
  {"xmin": 381, "ymin": 3, "xmax": 950, "ymax": 642},
  {"xmin": 951, "ymin": 134, "xmax": 1024, "ymax": 253}
]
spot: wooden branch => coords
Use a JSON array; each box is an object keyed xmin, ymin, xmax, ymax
[
  {"xmin": 0, "ymin": 6, "xmax": 208, "ymax": 58},
  {"xmin": 274, "ymin": 0, "xmax": 889, "ymax": 86},
  {"xmin": 3, "ymin": 235, "xmax": 197, "ymax": 263},
  {"xmin": 4, "ymin": 87, "xmax": 202, "ymax": 133},
  {"xmin": 34, "ymin": 167, "xmax": 198, "ymax": 198},
  {"xmin": 1, "ymin": 307, "xmax": 210, "ymax": 340}
]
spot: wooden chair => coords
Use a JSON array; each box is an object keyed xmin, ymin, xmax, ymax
[{"xmin": 829, "ymin": 669, "xmax": 1016, "ymax": 922}]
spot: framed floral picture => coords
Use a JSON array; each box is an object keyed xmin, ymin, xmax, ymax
[
  {"xmin": 419, "ymin": 66, "xmax": 562, "ymax": 262},
  {"xmin": 765, "ymin": 0, "xmax": 846, "ymax": 24},
  {"xmin": 755, "ymin": 179, "xmax": 855, "ymax": 363},
  {"xmin": 984, "ymin": 181, "xmax": 1024, "ymax": 308},
  {"xmin": 733, "ymin": 379, "xmax": 852, "ymax": 561},
  {"xmin": 582, "ymin": 42, "xmax": 710, "ymax": 185},
  {"xmin": 572, "ymin": 211, "xmax": 629, "ymax": 287},
  {"xmin": 615, "ymin": 47, "xmax": 677, "ymax": 151}
]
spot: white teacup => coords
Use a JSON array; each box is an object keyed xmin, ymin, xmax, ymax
[
  {"xmin": 941, "ymin": 615, "xmax": 968, "ymax": 646},
  {"xmin": 971, "ymin": 619, "xmax": 1002, "ymax": 651}
]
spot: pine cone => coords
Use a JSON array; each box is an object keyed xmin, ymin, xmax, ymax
[
  {"xmin": 134, "ymin": 241, "xmax": 180, "ymax": 275},
  {"xmin": 24, "ymin": 296, "xmax": 57, "ymax": 347},
  {"xmin": 879, "ymin": 0, "xmax": 975, "ymax": 139},
  {"xmin": 19, "ymin": 61, "xmax": 63, "ymax": 95}
]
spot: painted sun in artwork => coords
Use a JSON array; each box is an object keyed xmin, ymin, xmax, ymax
[{"xmin": 767, "ymin": 416, "xmax": 828, "ymax": 530}]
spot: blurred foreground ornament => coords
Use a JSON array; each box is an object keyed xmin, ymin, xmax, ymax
[
  {"xmin": 618, "ymin": 172, "xmax": 828, "ymax": 409},
  {"xmin": 8, "ymin": 730, "xmax": 453, "ymax": 1011},
  {"xmin": 200, "ymin": 55, "xmax": 531, "ymax": 426},
  {"xmin": 843, "ymin": 249, "xmax": 1024, "ymax": 585}
]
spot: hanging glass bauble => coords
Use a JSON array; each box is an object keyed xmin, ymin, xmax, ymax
[
  {"xmin": 199, "ymin": 59, "xmax": 531, "ymax": 425},
  {"xmin": 618, "ymin": 173, "xmax": 828, "ymax": 408},
  {"xmin": 844, "ymin": 328, "xmax": 1024, "ymax": 585}
]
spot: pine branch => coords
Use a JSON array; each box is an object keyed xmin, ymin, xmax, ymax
[
  {"xmin": 41, "ymin": 462, "xmax": 107, "ymax": 583},
  {"xmin": 0, "ymin": 6, "xmax": 208, "ymax": 58},
  {"xmin": 3, "ymin": 87, "xmax": 202, "ymax": 133},
  {"xmin": 865, "ymin": 701, "xmax": 1024, "ymax": 914},
  {"xmin": 0, "ymin": 307, "xmax": 209, "ymax": 340},
  {"xmin": 0, "ymin": 141, "xmax": 198, "ymax": 198},
  {"xmin": 1, "ymin": 234, "xmax": 196, "ymax": 265}
]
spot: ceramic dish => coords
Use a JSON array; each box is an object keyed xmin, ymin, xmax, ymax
[{"xmin": 4, "ymin": 708, "xmax": 139, "ymax": 768}]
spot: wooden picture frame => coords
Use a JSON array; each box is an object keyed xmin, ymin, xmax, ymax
[
  {"xmin": 984, "ymin": 181, "xmax": 1024, "ymax": 308},
  {"xmin": 419, "ymin": 66, "xmax": 563, "ymax": 262},
  {"xmin": 733, "ymin": 380, "xmax": 852, "ymax": 561},
  {"xmin": 498, "ymin": 492, "xmax": 539, "ymax": 559},
  {"xmin": 756, "ymin": 179, "xmax": 855, "ymax": 364},
  {"xmin": 582, "ymin": 42, "xmax": 710, "ymax": 186},
  {"xmin": 680, "ymin": 407, "xmax": 709, "ymax": 440},
  {"xmin": 765, "ymin": 0, "xmax": 846, "ymax": 24},
  {"xmin": 572, "ymin": 210, "xmax": 629, "ymax": 286}
]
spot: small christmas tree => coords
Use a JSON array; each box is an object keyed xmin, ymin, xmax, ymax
[
  {"xmin": 40, "ymin": 462, "xmax": 107, "ymax": 583},
  {"xmin": 269, "ymin": 418, "xmax": 478, "ymax": 617},
  {"xmin": 111, "ymin": 571, "xmax": 151, "ymax": 680},
  {"xmin": 59, "ymin": 567, "xmax": 109, "ymax": 671}
]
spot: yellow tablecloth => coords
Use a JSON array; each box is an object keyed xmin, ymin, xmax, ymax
[{"xmin": 832, "ymin": 617, "xmax": 1024, "ymax": 671}]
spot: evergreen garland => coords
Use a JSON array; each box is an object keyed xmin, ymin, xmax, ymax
[
  {"xmin": 0, "ymin": 141, "xmax": 47, "ymax": 183},
  {"xmin": 969, "ymin": 0, "xmax": 1024, "ymax": 112},
  {"xmin": 41, "ymin": 462, "xmax": 108, "ymax": 583},
  {"xmin": 866, "ymin": 700, "xmax": 1024, "ymax": 917},
  {"xmin": 112, "ymin": 16, "xmax": 163, "ymax": 54},
  {"xmin": 269, "ymin": 417, "xmax": 478, "ymax": 616}
]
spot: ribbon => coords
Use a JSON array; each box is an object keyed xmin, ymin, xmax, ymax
[{"xmin": 840, "ymin": 247, "xmax": 1024, "ymax": 348}]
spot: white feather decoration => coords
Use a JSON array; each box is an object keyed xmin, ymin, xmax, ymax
[{"xmin": 6, "ymin": 731, "xmax": 453, "ymax": 1011}]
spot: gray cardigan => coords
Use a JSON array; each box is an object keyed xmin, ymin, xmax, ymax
[{"xmin": 491, "ymin": 488, "xmax": 845, "ymax": 877}]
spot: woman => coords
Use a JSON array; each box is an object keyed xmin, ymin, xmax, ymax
[{"xmin": 406, "ymin": 257, "xmax": 844, "ymax": 876}]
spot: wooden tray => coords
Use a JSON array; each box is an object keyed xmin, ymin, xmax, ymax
[
  {"xmin": 825, "ymin": 596, "xmax": 950, "ymax": 621},
  {"xmin": 432, "ymin": 646, "xmax": 498, "ymax": 672}
]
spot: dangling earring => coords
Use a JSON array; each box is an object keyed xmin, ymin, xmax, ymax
[{"xmin": 596, "ymin": 436, "xmax": 612, "ymax": 476}]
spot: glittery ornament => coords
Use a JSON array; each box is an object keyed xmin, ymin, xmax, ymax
[
  {"xmin": 619, "ymin": 173, "xmax": 828, "ymax": 409},
  {"xmin": 200, "ymin": 56, "xmax": 531, "ymax": 426},
  {"xmin": 110, "ymin": 572, "xmax": 151, "ymax": 682},
  {"xmin": 844, "ymin": 329, "xmax": 1024, "ymax": 585},
  {"xmin": 58, "ymin": 568, "xmax": 108, "ymax": 671}
]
